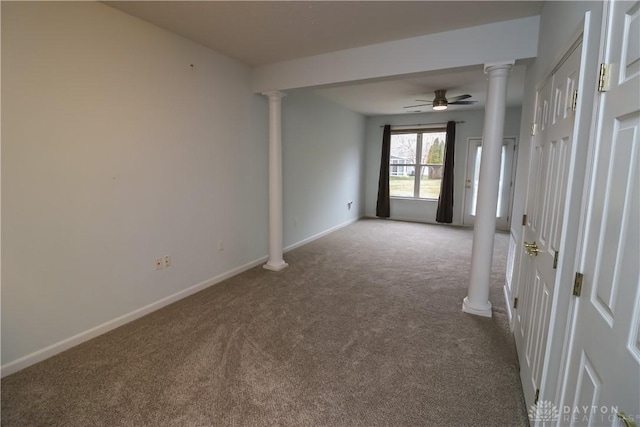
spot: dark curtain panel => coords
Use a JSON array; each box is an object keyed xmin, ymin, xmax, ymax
[
  {"xmin": 436, "ymin": 121, "xmax": 456, "ymax": 223},
  {"xmin": 376, "ymin": 125, "xmax": 391, "ymax": 218}
]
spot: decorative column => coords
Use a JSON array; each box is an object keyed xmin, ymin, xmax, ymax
[
  {"xmin": 263, "ymin": 91, "xmax": 288, "ymax": 271},
  {"xmin": 462, "ymin": 61, "xmax": 514, "ymax": 317}
]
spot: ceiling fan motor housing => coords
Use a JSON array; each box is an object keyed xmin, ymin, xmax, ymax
[
  {"xmin": 433, "ymin": 89, "xmax": 447, "ymax": 101},
  {"xmin": 433, "ymin": 90, "xmax": 448, "ymax": 111},
  {"xmin": 432, "ymin": 90, "xmax": 448, "ymax": 110}
]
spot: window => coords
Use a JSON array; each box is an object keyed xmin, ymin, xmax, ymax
[{"xmin": 389, "ymin": 129, "xmax": 447, "ymax": 199}]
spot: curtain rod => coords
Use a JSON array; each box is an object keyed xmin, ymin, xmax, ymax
[{"xmin": 379, "ymin": 121, "xmax": 464, "ymax": 128}]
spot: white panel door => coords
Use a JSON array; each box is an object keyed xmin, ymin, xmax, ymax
[
  {"xmin": 463, "ymin": 137, "xmax": 517, "ymax": 231},
  {"xmin": 514, "ymin": 44, "xmax": 581, "ymax": 410},
  {"xmin": 560, "ymin": 1, "xmax": 640, "ymax": 425}
]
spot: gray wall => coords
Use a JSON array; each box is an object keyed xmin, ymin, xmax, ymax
[
  {"xmin": 365, "ymin": 108, "xmax": 523, "ymax": 225},
  {"xmin": 282, "ymin": 90, "xmax": 366, "ymax": 247}
]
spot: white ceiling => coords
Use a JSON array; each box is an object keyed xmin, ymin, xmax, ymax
[
  {"xmin": 105, "ymin": 1, "xmax": 543, "ymax": 116},
  {"xmin": 311, "ymin": 63, "xmax": 530, "ymax": 116},
  {"xmin": 105, "ymin": 1, "xmax": 543, "ymax": 66}
]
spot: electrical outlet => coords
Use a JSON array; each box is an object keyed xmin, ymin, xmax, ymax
[
  {"xmin": 163, "ymin": 255, "xmax": 171, "ymax": 268},
  {"xmin": 218, "ymin": 240, "xmax": 224, "ymax": 251},
  {"xmin": 155, "ymin": 258, "xmax": 163, "ymax": 270}
]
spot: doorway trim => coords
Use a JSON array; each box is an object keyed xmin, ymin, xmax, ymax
[{"xmin": 462, "ymin": 135, "xmax": 519, "ymax": 231}]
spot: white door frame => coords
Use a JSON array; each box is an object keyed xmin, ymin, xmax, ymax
[
  {"xmin": 462, "ymin": 136, "xmax": 519, "ymax": 231},
  {"xmin": 519, "ymin": 8, "xmax": 606, "ymax": 409}
]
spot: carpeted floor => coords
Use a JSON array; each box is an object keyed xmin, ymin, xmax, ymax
[{"xmin": 1, "ymin": 219, "xmax": 528, "ymax": 426}]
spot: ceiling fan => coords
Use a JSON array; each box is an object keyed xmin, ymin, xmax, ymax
[{"xmin": 404, "ymin": 89, "xmax": 477, "ymax": 111}]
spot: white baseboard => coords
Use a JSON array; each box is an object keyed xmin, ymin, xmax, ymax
[
  {"xmin": 503, "ymin": 283, "xmax": 514, "ymax": 328},
  {"xmin": 284, "ymin": 217, "xmax": 359, "ymax": 252},
  {"xmin": 0, "ymin": 255, "xmax": 268, "ymax": 377},
  {"xmin": 1, "ymin": 217, "xmax": 361, "ymax": 377}
]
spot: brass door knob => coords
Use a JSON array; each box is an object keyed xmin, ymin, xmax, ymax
[
  {"xmin": 617, "ymin": 412, "xmax": 637, "ymax": 427},
  {"xmin": 524, "ymin": 241, "xmax": 539, "ymax": 256}
]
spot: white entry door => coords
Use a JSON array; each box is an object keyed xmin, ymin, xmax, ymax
[
  {"xmin": 560, "ymin": 1, "xmax": 640, "ymax": 424},
  {"xmin": 513, "ymin": 43, "xmax": 582, "ymax": 409},
  {"xmin": 463, "ymin": 137, "xmax": 517, "ymax": 231}
]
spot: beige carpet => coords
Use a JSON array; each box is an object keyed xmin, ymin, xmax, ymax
[{"xmin": 1, "ymin": 219, "xmax": 528, "ymax": 426}]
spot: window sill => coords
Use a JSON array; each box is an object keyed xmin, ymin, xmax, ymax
[{"xmin": 390, "ymin": 197, "xmax": 438, "ymax": 202}]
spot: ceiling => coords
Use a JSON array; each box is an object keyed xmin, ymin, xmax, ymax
[
  {"xmin": 310, "ymin": 63, "xmax": 529, "ymax": 116},
  {"xmin": 105, "ymin": 1, "xmax": 543, "ymax": 116}
]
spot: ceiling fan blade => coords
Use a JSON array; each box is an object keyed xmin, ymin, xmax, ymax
[
  {"xmin": 403, "ymin": 103, "xmax": 432, "ymax": 108},
  {"xmin": 449, "ymin": 100, "xmax": 477, "ymax": 105},
  {"xmin": 448, "ymin": 94, "xmax": 472, "ymax": 102},
  {"xmin": 414, "ymin": 99, "xmax": 434, "ymax": 103}
]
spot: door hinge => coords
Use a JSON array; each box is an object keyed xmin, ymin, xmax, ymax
[
  {"xmin": 570, "ymin": 90, "xmax": 578, "ymax": 111},
  {"xmin": 598, "ymin": 63, "xmax": 610, "ymax": 92},
  {"xmin": 553, "ymin": 250, "xmax": 559, "ymax": 269},
  {"xmin": 531, "ymin": 123, "xmax": 538, "ymax": 136},
  {"xmin": 513, "ymin": 297, "xmax": 519, "ymax": 309},
  {"xmin": 573, "ymin": 272, "xmax": 584, "ymax": 296},
  {"xmin": 522, "ymin": 214, "xmax": 528, "ymax": 226},
  {"xmin": 534, "ymin": 389, "xmax": 540, "ymax": 404}
]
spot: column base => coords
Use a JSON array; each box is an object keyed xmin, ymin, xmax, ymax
[
  {"xmin": 462, "ymin": 297, "xmax": 493, "ymax": 317},
  {"xmin": 263, "ymin": 261, "xmax": 289, "ymax": 272}
]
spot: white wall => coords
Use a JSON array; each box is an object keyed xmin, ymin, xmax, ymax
[
  {"xmin": 1, "ymin": 2, "xmax": 366, "ymax": 372},
  {"xmin": 364, "ymin": 108, "xmax": 522, "ymax": 225},
  {"xmin": 1, "ymin": 1, "xmax": 269, "ymax": 368},
  {"xmin": 282, "ymin": 90, "xmax": 365, "ymax": 247}
]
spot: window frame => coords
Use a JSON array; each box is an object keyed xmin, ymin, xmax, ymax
[{"xmin": 389, "ymin": 127, "xmax": 447, "ymax": 200}]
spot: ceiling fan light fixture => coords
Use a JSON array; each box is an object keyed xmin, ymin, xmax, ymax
[{"xmin": 432, "ymin": 98, "xmax": 448, "ymax": 111}]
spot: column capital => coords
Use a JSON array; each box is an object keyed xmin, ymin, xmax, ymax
[
  {"xmin": 262, "ymin": 90, "xmax": 286, "ymax": 100},
  {"xmin": 484, "ymin": 60, "xmax": 515, "ymax": 74}
]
